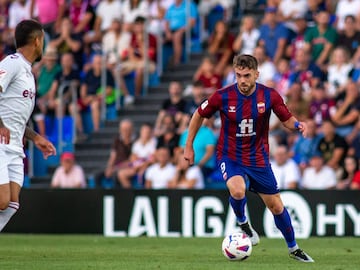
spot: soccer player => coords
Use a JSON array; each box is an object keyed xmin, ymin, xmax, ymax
[
  {"xmin": 184, "ymin": 54, "xmax": 314, "ymax": 262},
  {"xmin": 0, "ymin": 20, "xmax": 57, "ymax": 231}
]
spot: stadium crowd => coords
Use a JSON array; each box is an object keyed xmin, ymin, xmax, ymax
[{"xmin": 2, "ymin": 0, "xmax": 360, "ymax": 190}]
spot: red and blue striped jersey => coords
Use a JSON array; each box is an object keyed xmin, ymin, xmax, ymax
[{"xmin": 198, "ymin": 83, "xmax": 292, "ymax": 167}]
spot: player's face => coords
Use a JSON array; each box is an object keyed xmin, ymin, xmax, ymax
[{"xmin": 234, "ymin": 67, "xmax": 259, "ymax": 96}]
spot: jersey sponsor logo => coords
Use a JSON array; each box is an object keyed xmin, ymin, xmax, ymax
[
  {"xmin": 10, "ymin": 54, "xmax": 19, "ymax": 59},
  {"xmin": 201, "ymin": 100, "xmax": 208, "ymax": 110},
  {"xmin": 228, "ymin": 106, "xmax": 236, "ymax": 113},
  {"xmin": 257, "ymin": 102, "xmax": 265, "ymax": 113},
  {"xmin": 22, "ymin": 89, "xmax": 36, "ymax": 99},
  {"xmin": 236, "ymin": 119, "xmax": 256, "ymax": 137},
  {"xmin": 0, "ymin": 69, "xmax": 6, "ymax": 80}
]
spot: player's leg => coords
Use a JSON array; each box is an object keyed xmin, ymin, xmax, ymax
[
  {"xmin": 259, "ymin": 193, "xmax": 314, "ymax": 262},
  {"xmin": 227, "ymin": 175, "xmax": 260, "ymax": 246},
  {"xmin": 0, "ymin": 154, "xmax": 22, "ymax": 232},
  {"xmin": 222, "ymin": 160, "xmax": 259, "ymax": 245}
]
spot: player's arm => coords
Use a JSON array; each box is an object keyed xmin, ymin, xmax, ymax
[
  {"xmin": 24, "ymin": 126, "xmax": 57, "ymax": 159},
  {"xmin": 184, "ymin": 110, "xmax": 205, "ymax": 165}
]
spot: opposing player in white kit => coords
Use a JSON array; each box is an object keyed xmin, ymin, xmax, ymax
[{"xmin": 0, "ymin": 20, "xmax": 57, "ymax": 231}]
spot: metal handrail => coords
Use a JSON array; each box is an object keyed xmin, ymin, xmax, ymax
[
  {"xmin": 184, "ymin": 0, "xmax": 191, "ymax": 63},
  {"xmin": 57, "ymin": 80, "xmax": 78, "ymax": 154}
]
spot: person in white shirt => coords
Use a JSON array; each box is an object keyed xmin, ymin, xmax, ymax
[
  {"xmin": 0, "ymin": 20, "xmax": 57, "ymax": 232},
  {"xmin": 233, "ymin": 16, "xmax": 260, "ymax": 55},
  {"xmin": 335, "ymin": 0, "xmax": 360, "ymax": 32},
  {"xmin": 169, "ymin": 153, "xmax": 204, "ymax": 189},
  {"xmin": 271, "ymin": 145, "xmax": 301, "ymax": 189},
  {"xmin": 301, "ymin": 154, "xmax": 337, "ymax": 189},
  {"xmin": 117, "ymin": 122, "xmax": 157, "ymax": 188},
  {"xmin": 8, "ymin": 0, "xmax": 39, "ymax": 32},
  {"xmin": 145, "ymin": 147, "xmax": 176, "ymax": 189}
]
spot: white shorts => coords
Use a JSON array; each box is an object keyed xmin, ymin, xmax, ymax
[{"xmin": 0, "ymin": 148, "xmax": 24, "ymax": 187}]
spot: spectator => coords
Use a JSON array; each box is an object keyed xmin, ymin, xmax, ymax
[
  {"xmin": 289, "ymin": 47, "xmax": 324, "ymax": 94},
  {"xmin": 336, "ymin": 15, "xmax": 360, "ymax": 65},
  {"xmin": 8, "ymin": 0, "xmax": 38, "ymax": 33},
  {"xmin": 102, "ymin": 119, "xmax": 134, "ymax": 187},
  {"xmin": 164, "ymin": 0, "xmax": 197, "ymax": 67},
  {"xmin": 304, "ymin": 9, "xmax": 337, "ymax": 70},
  {"xmin": 154, "ymin": 81, "xmax": 188, "ymax": 134},
  {"xmin": 68, "ymin": 0, "xmax": 95, "ymax": 35},
  {"xmin": 331, "ymin": 81, "xmax": 360, "ymax": 138},
  {"xmin": 285, "ymin": 82, "xmax": 309, "ymax": 121},
  {"xmin": 326, "ymin": 46, "xmax": 354, "ymax": 97},
  {"xmin": 301, "ymin": 153, "xmax": 337, "ymax": 189},
  {"xmin": 184, "ymin": 81, "xmax": 207, "ymax": 118},
  {"xmin": 117, "ymin": 122, "xmax": 157, "ymax": 188},
  {"xmin": 334, "ymin": 0, "xmax": 360, "ymax": 32},
  {"xmin": 317, "ymin": 120, "xmax": 348, "ymax": 172},
  {"xmin": 272, "ymin": 57, "xmax": 291, "ymax": 98},
  {"xmin": 146, "ymin": 0, "xmax": 172, "ymax": 36},
  {"xmin": 120, "ymin": 16, "xmax": 157, "ymax": 97},
  {"xmin": 155, "ymin": 113, "xmax": 180, "ymax": 160},
  {"xmin": 121, "ymin": 0, "xmax": 149, "ymax": 30},
  {"xmin": 271, "ymin": 145, "xmax": 301, "ymax": 189},
  {"xmin": 277, "ymin": 0, "xmax": 308, "ymax": 33},
  {"xmin": 49, "ymin": 17, "xmax": 83, "ymax": 71},
  {"xmin": 192, "ymin": 56, "xmax": 223, "ymax": 96},
  {"xmin": 252, "ymin": 45, "xmax": 276, "ymax": 85},
  {"xmin": 94, "ymin": 0, "xmax": 122, "ymax": 34},
  {"xmin": 179, "ymin": 118, "xmax": 217, "ymax": 178},
  {"xmin": 34, "ymin": 0, "xmax": 66, "ymax": 38},
  {"xmin": 291, "ymin": 118, "xmax": 322, "ymax": 169},
  {"xmin": 78, "ymin": 54, "xmax": 116, "ymax": 132},
  {"xmin": 337, "ymin": 155, "xmax": 360, "ymax": 189},
  {"xmin": 309, "ymin": 82, "xmax": 336, "ymax": 128},
  {"xmin": 258, "ymin": 6, "xmax": 288, "ymax": 65},
  {"xmin": 207, "ymin": 20, "xmax": 235, "ymax": 76},
  {"xmin": 51, "ymin": 152, "xmax": 87, "ymax": 188},
  {"xmin": 83, "ymin": 0, "xmax": 123, "ymax": 48},
  {"xmin": 233, "ymin": 15, "xmax": 260, "ymax": 55},
  {"xmin": 47, "ymin": 52, "xmax": 80, "ymax": 120},
  {"xmin": 32, "ymin": 45, "xmax": 62, "ymax": 137},
  {"xmin": 144, "ymin": 147, "xmax": 176, "ymax": 189},
  {"xmin": 286, "ymin": 15, "xmax": 309, "ymax": 64},
  {"xmin": 169, "ymin": 153, "xmax": 205, "ymax": 189},
  {"xmin": 0, "ymin": 0, "xmax": 10, "ymax": 34},
  {"xmin": 349, "ymin": 169, "xmax": 360, "ymax": 189},
  {"xmin": 101, "ymin": 18, "xmax": 133, "ymax": 106}
]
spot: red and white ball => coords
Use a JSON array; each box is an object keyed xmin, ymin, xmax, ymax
[{"xmin": 221, "ymin": 232, "xmax": 252, "ymax": 261}]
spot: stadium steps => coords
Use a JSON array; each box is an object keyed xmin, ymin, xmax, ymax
[{"xmin": 28, "ymin": 51, "xmax": 205, "ymax": 186}]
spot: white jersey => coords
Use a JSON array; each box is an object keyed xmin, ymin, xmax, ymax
[{"xmin": 0, "ymin": 53, "xmax": 36, "ymax": 156}]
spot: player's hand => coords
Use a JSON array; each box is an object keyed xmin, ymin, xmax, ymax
[
  {"xmin": 34, "ymin": 136, "xmax": 57, "ymax": 159},
  {"xmin": 298, "ymin": 121, "xmax": 308, "ymax": 138},
  {"xmin": 0, "ymin": 126, "xmax": 10, "ymax": 144},
  {"xmin": 183, "ymin": 146, "xmax": 195, "ymax": 166}
]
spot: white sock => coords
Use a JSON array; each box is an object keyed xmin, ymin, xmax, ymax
[
  {"xmin": 289, "ymin": 244, "xmax": 299, "ymax": 253},
  {"xmin": 0, "ymin": 201, "xmax": 19, "ymax": 232}
]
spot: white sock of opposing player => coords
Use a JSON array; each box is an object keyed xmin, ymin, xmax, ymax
[{"xmin": 0, "ymin": 201, "xmax": 19, "ymax": 231}]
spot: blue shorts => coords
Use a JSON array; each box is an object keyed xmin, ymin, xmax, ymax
[{"xmin": 218, "ymin": 158, "xmax": 279, "ymax": 194}]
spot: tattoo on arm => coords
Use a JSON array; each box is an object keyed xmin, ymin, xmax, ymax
[{"xmin": 24, "ymin": 126, "xmax": 39, "ymax": 141}]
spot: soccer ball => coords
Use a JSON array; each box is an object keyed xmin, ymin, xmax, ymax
[{"xmin": 221, "ymin": 232, "xmax": 252, "ymax": 261}]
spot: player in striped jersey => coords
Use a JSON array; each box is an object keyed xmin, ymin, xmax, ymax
[{"xmin": 184, "ymin": 54, "xmax": 314, "ymax": 262}]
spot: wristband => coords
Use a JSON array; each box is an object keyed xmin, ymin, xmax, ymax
[{"xmin": 294, "ymin": 121, "xmax": 300, "ymax": 129}]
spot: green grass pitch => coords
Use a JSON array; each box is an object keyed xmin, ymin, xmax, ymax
[{"xmin": 0, "ymin": 235, "xmax": 359, "ymax": 270}]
